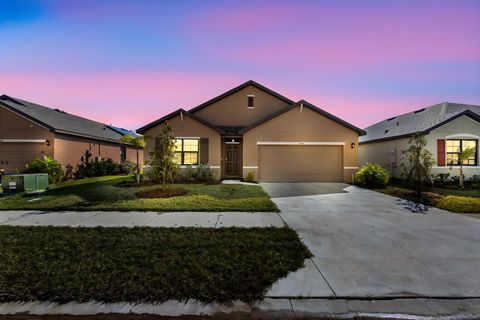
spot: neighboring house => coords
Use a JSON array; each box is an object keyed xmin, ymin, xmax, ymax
[
  {"xmin": 137, "ymin": 80, "xmax": 365, "ymax": 182},
  {"xmin": 360, "ymin": 102, "xmax": 480, "ymax": 179},
  {"xmin": 0, "ymin": 95, "xmax": 143, "ymax": 173}
]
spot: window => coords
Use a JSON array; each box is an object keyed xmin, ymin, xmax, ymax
[
  {"xmin": 247, "ymin": 95, "xmax": 255, "ymax": 109},
  {"xmin": 446, "ymin": 139, "xmax": 477, "ymax": 166},
  {"xmin": 174, "ymin": 138, "xmax": 199, "ymax": 165},
  {"xmin": 120, "ymin": 145, "xmax": 127, "ymax": 162}
]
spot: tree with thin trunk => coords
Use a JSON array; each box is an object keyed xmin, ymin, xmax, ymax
[
  {"xmin": 149, "ymin": 122, "xmax": 177, "ymax": 190},
  {"xmin": 457, "ymin": 147, "xmax": 475, "ymax": 189},
  {"xmin": 401, "ymin": 134, "xmax": 435, "ymax": 199},
  {"xmin": 121, "ymin": 135, "xmax": 145, "ymax": 183}
]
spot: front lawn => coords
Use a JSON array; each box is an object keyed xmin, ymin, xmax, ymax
[
  {"xmin": 0, "ymin": 226, "xmax": 311, "ymax": 303},
  {"xmin": 0, "ymin": 176, "xmax": 278, "ymax": 212},
  {"xmin": 375, "ymin": 182, "xmax": 480, "ymax": 213}
]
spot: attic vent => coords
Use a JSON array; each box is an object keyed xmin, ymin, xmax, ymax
[
  {"xmin": 386, "ymin": 117, "xmax": 396, "ymax": 121},
  {"xmin": 414, "ymin": 108, "xmax": 425, "ymax": 114},
  {"xmin": 385, "ymin": 130, "xmax": 389, "ymax": 134},
  {"xmin": 54, "ymin": 108, "xmax": 67, "ymax": 114},
  {"xmin": 396, "ymin": 121, "xmax": 399, "ymax": 126}
]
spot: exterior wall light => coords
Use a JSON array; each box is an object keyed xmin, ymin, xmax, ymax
[
  {"xmin": 45, "ymin": 140, "xmax": 51, "ymax": 146},
  {"xmin": 351, "ymin": 142, "xmax": 355, "ymax": 149}
]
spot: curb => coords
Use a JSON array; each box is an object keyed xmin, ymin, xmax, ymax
[{"xmin": 1, "ymin": 298, "xmax": 480, "ymax": 319}]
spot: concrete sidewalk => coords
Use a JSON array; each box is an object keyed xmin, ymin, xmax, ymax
[{"xmin": 0, "ymin": 211, "xmax": 284, "ymax": 228}]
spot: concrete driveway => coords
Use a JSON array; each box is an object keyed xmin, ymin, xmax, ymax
[{"xmin": 262, "ymin": 183, "xmax": 480, "ymax": 298}]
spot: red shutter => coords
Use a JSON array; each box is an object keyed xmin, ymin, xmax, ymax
[{"xmin": 437, "ymin": 139, "xmax": 446, "ymax": 166}]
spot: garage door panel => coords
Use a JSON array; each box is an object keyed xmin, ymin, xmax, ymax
[
  {"xmin": 258, "ymin": 145, "xmax": 343, "ymax": 182},
  {"xmin": 0, "ymin": 143, "xmax": 47, "ymax": 173}
]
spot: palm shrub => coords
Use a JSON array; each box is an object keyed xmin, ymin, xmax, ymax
[
  {"xmin": 401, "ymin": 134, "xmax": 435, "ymax": 198},
  {"xmin": 121, "ymin": 135, "xmax": 145, "ymax": 183},
  {"xmin": 22, "ymin": 156, "xmax": 64, "ymax": 183},
  {"xmin": 354, "ymin": 163, "xmax": 389, "ymax": 188},
  {"xmin": 457, "ymin": 147, "xmax": 476, "ymax": 189}
]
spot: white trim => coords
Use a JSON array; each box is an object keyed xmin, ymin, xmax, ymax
[
  {"xmin": 445, "ymin": 133, "xmax": 480, "ymax": 139},
  {"xmin": 178, "ymin": 165, "xmax": 220, "ymax": 169},
  {"xmin": 432, "ymin": 166, "xmax": 480, "ymax": 169},
  {"xmin": 257, "ymin": 141, "xmax": 345, "ymax": 146},
  {"xmin": 344, "ymin": 166, "xmax": 359, "ymax": 170},
  {"xmin": 0, "ymin": 139, "xmax": 46, "ymax": 143},
  {"xmin": 174, "ymin": 137, "xmax": 200, "ymax": 139},
  {"xmin": 243, "ymin": 166, "xmax": 258, "ymax": 169}
]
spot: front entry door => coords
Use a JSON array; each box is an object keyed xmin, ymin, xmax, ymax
[{"xmin": 225, "ymin": 142, "xmax": 240, "ymax": 177}]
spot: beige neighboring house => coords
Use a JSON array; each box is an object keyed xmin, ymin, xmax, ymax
[
  {"xmin": 0, "ymin": 95, "xmax": 143, "ymax": 173},
  {"xmin": 137, "ymin": 80, "xmax": 365, "ymax": 183},
  {"xmin": 360, "ymin": 102, "xmax": 480, "ymax": 179}
]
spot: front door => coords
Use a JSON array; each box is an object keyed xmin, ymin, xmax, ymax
[{"xmin": 224, "ymin": 138, "xmax": 241, "ymax": 177}]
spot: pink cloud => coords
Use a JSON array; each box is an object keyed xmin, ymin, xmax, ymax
[
  {"xmin": 0, "ymin": 72, "xmax": 244, "ymax": 130},
  {"xmin": 188, "ymin": 2, "xmax": 480, "ymax": 71}
]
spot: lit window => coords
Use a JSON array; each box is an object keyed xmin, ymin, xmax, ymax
[
  {"xmin": 174, "ymin": 138, "xmax": 199, "ymax": 165},
  {"xmin": 446, "ymin": 139, "xmax": 477, "ymax": 166}
]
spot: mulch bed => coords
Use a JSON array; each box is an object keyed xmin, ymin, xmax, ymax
[{"xmin": 136, "ymin": 188, "xmax": 188, "ymax": 198}]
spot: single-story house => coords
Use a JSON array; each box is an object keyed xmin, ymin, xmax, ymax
[
  {"xmin": 359, "ymin": 102, "xmax": 480, "ymax": 179},
  {"xmin": 0, "ymin": 94, "xmax": 143, "ymax": 173},
  {"xmin": 137, "ymin": 80, "xmax": 365, "ymax": 183}
]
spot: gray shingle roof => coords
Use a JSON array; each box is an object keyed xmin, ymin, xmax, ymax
[
  {"xmin": 0, "ymin": 95, "xmax": 125, "ymax": 143},
  {"xmin": 360, "ymin": 102, "xmax": 480, "ymax": 143}
]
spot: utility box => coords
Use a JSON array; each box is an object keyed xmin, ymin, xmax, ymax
[{"xmin": 1, "ymin": 173, "xmax": 49, "ymax": 193}]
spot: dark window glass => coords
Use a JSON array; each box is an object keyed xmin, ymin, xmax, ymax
[{"xmin": 247, "ymin": 95, "xmax": 254, "ymax": 108}]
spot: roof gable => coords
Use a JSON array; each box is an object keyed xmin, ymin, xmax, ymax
[
  {"xmin": 240, "ymin": 100, "xmax": 366, "ymax": 135},
  {"xmin": 188, "ymin": 80, "xmax": 294, "ymax": 114}
]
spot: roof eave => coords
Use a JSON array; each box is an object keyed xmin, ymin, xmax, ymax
[
  {"xmin": 240, "ymin": 100, "xmax": 366, "ymax": 135},
  {"xmin": 137, "ymin": 109, "xmax": 224, "ymax": 134}
]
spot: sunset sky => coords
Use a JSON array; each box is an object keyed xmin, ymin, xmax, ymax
[{"xmin": 1, "ymin": 0, "xmax": 479, "ymax": 131}]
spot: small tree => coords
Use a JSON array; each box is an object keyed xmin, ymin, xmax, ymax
[
  {"xmin": 121, "ymin": 135, "xmax": 145, "ymax": 183},
  {"xmin": 401, "ymin": 134, "xmax": 435, "ymax": 198},
  {"xmin": 457, "ymin": 147, "xmax": 476, "ymax": 189},
  {"xmin": 149, "ymin": 122, "xmax": 177, "ymax": 190}
]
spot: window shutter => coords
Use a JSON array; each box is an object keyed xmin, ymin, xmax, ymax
[
  {"xmin": 155, "ymin": 137, "xmax": 160, "ymax": 148},
  {"xmin": 200, "ymin": 138, "xmax": 209, "ymax": 164},
  {"xmin": 437, "ymin": 139, "xmax": 445, "ymax": 166}
]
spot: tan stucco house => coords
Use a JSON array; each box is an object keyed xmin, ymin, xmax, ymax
[
  {"xmin": 0, "ymin": 95, "xmax": 143, "ymax": 173},
  {"xmin": 360, "ymin": 102, "xmax": 480, "ymax": 179},
  {"xmin": 137, "ymin": 80, "xmax": 365, "ymax": 182}
]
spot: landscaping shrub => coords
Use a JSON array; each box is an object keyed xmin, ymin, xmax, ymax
[
  {"xmin": 22, "ymin": 156, "xmax": 64, "ymax": 183},
  {"xmin": 178, "ymin": 164, "xmax": 217, "ymax": 183},
  {"xmin": 245, "ymin": 171, "xmax": 256, "ymax": 183},
  {"xmin": 75, "ymin": 158, "xmax": 121, "ymax": 179},
  {"xmin": 431, "ymin": 173, "xmax": 450, "ymax": 186},
  {"xmin": 354, "ymin": 163, "xmax": 389, "ymax": 188},
  {"xmin": 119, "ymin": 161, "xmax": 136, "ymax": 174}
]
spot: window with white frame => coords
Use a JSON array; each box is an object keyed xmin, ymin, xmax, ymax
[
  {"xmin": 446, "ymin": 139, "xmax": 477, "ymax": 166},
  {"xmin": 174, "ymin": 138, "xmax": 199, "ymax": 165}
]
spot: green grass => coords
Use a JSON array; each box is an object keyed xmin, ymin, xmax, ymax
[
  {"xmin": 0, "ymin": 176, "xmax": 278, "ymax": 212},
  {"xmin": 0, "ymin": 226, "xmax": 311, "ymax": 303},
  {"xmin": 375, "ymin": 184, "xmax": 480, "ymax": 213}
]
